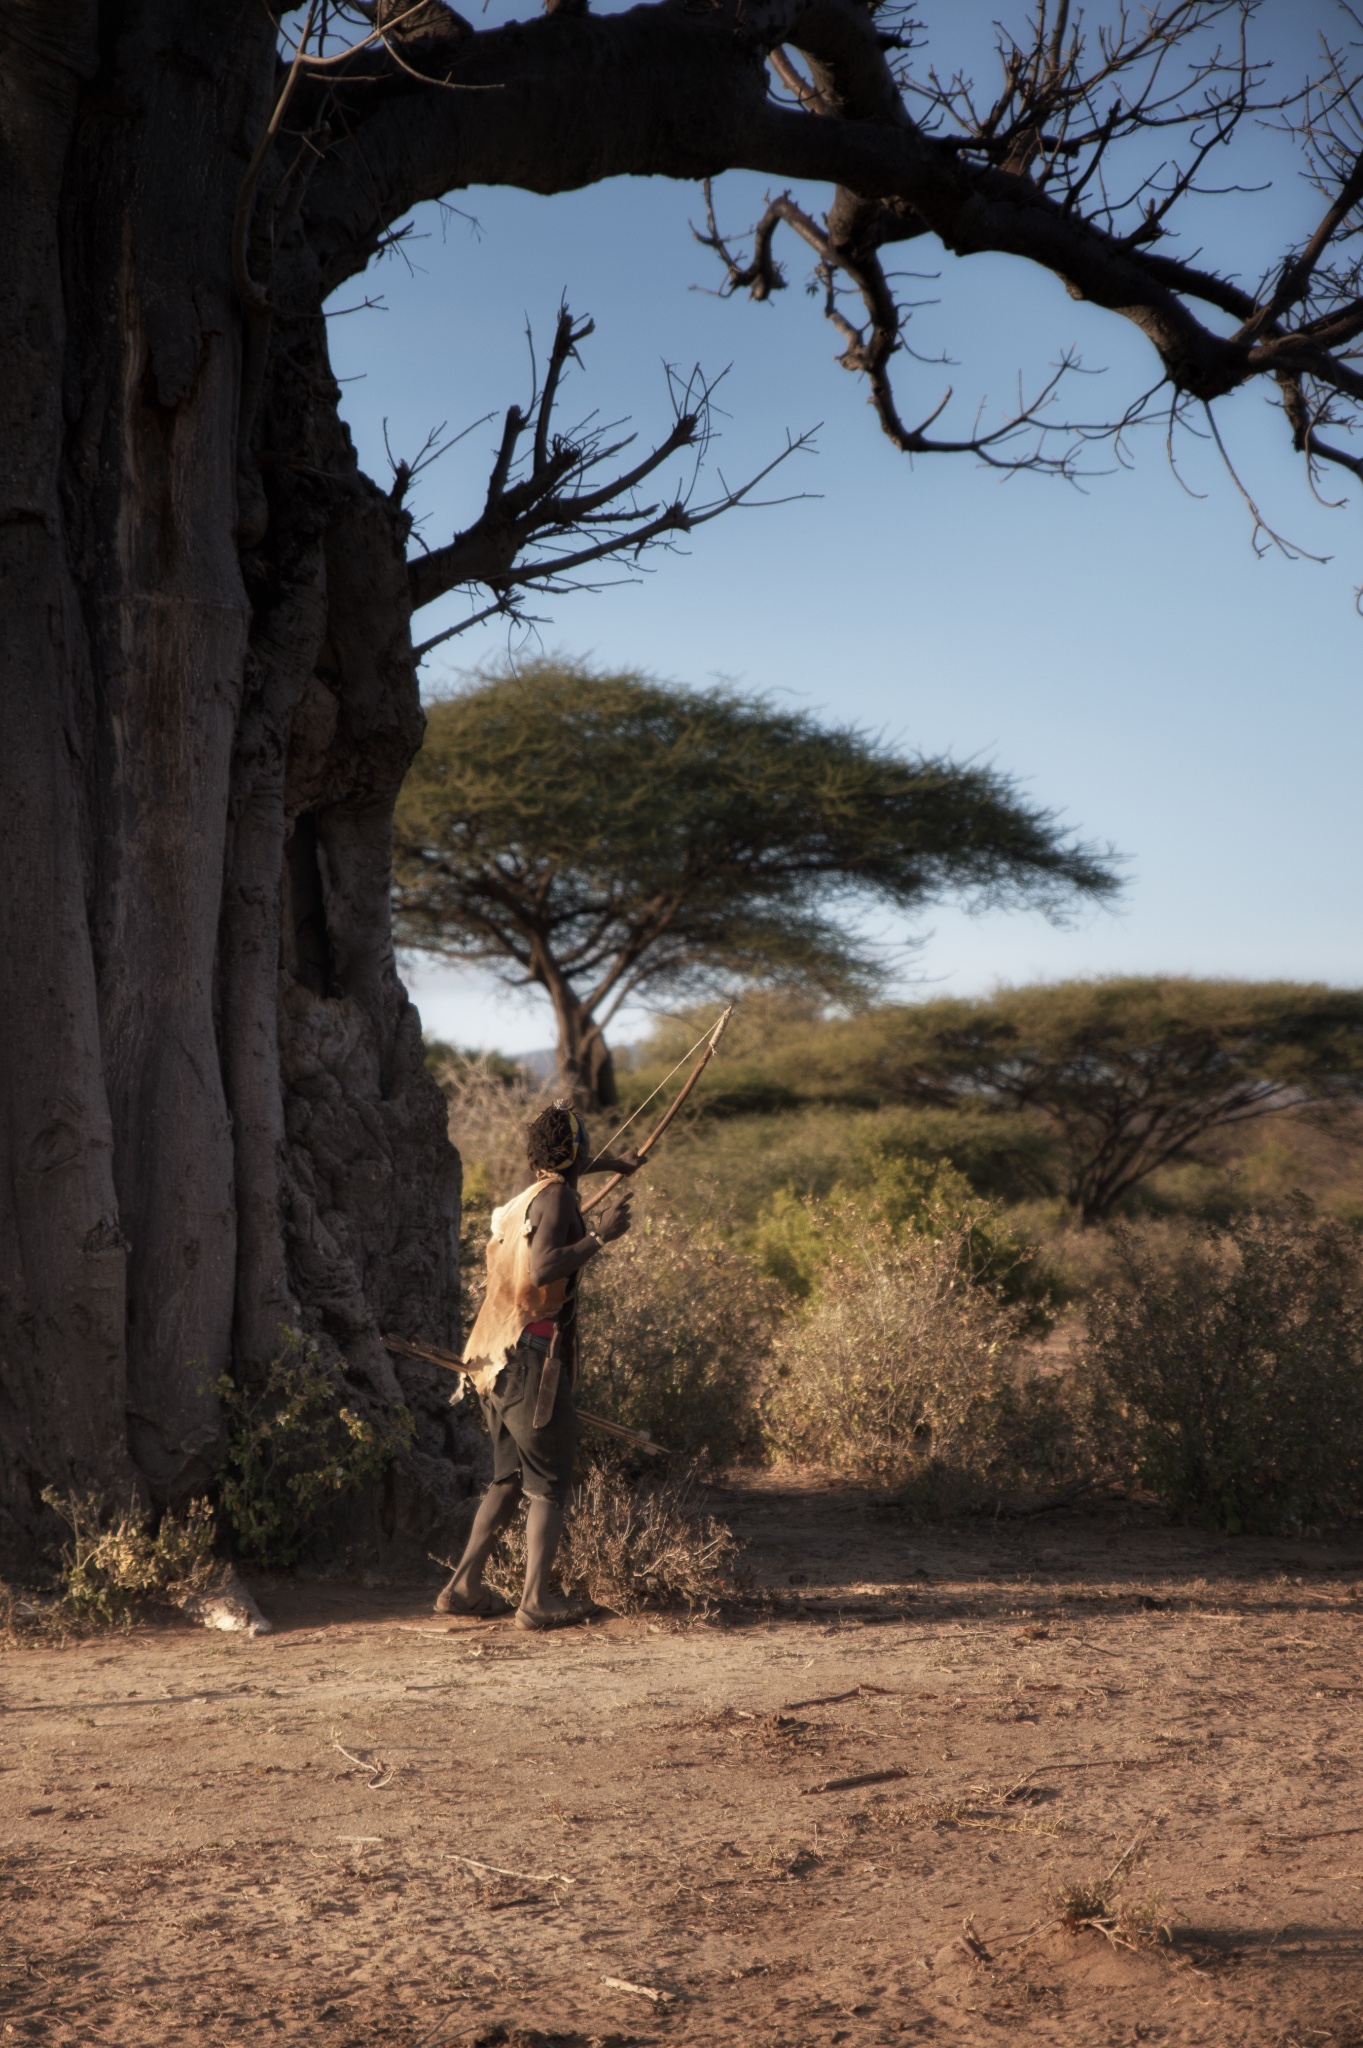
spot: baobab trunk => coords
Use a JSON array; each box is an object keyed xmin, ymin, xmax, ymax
[{"xmin": 0, "ymin": 2, "xmax": 465, "ymax": 1571}]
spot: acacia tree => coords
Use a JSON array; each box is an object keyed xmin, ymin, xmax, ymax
[
  {"xmin": 7, "ymin": 0, "xmax": 1363, "ymax": 1561},
  {"xmin": 393, "ymin": 663, "xmax": 1115, "ymax": 1107},
  {"xmin": 869, "ymin": 979, "xmax": 1363, "ymax": 1222}
]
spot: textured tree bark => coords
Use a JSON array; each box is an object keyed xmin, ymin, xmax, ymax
[
  {"xmin": 0, "ymin": 1, "xmax": 464, "ymax": 1571},
  {"xmin": 0, "ymin": 3, "xmax": 135, "ymax": 1559},
  {"xmin": 61, "ymin": 2, "xmax": 255, "ymax": 1495}
]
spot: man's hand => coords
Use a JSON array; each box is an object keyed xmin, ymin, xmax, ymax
[
  {"xmin": 590, "ymin": 1146, "xmax": 643, "ymax": 1176},
  {"xmin": 594, "ymin": 1191, "xmax": 633, "ymax": 1245}
]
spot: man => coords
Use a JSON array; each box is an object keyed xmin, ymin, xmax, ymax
[{"xmin": 435, "ymin": 1102, "xmax": 639, "ymax": 1629}]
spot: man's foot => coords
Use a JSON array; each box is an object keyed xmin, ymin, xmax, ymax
[
  {"xmin": 434, "ymin": 1579, "xmax": 512, "ymax": 1617},
  {"xmin": 514, "ymin": 1592, "xmax": 589, "ymax": 1632}
]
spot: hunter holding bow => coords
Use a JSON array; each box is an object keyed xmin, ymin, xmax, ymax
[{"xmin": 435, "ymin": 1102, "xmax": 640, "ymax": 1630}]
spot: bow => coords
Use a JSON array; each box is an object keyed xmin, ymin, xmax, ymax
[{"xmin": 580, "ymin": 1004, "xmax": 733, "ymax": 1217}]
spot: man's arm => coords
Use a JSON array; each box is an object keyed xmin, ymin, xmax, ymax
[
  {"xmin": 527, "ymin": 1180, "xmax": 631, "ymax": 1286},
  {"xmin": 581, "ymin": 1147, "xmax": 642, "ymax": 1177}
]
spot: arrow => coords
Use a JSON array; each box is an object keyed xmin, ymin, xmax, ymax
[{"xmin": 380, "ymin": 1333, "xmax": 669, "ymax": 1455}]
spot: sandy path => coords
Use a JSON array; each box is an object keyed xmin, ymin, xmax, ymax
[{"xmin": 3, "ymin": 1476, "xmax": 1363, "ymax": 2046}]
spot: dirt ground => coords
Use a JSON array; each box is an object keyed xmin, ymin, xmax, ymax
[{"xmin": 4, "ymin": 1473, "xmax": 1363, "ymax": 2048}]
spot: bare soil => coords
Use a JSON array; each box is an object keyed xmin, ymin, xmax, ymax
[{"xmin": 4, "ymin": 1473, "xmax": 1363, "ymax": 2048}]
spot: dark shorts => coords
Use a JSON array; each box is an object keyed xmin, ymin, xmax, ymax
[{"xmin": 481, "ymin": 1339, "xmax": 578, "ymax": 1508}]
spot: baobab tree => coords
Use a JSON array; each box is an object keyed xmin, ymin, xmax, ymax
[{"xmin": 5, "ymin": 0, "xmax": 1363, "ymax": 1563}]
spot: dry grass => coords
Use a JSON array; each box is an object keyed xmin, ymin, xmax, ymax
[
  {"xmin": 485, "ymin": 1455, "xmax": 739, "ymax": 1615},
  {"xmin": 578, "ymin": 1202, "xmax": 776, "ymax": 1462},
  {"xmin": 1084, "ymin": 1203, "xmax": 1363, "ymax": 1533},
  {"xmin": 0, "ymin": 1579, "xmax": 76, "ymax": 1645},
  {"xmin": 1052, "ymin": 1838, "xmax": 1169, "ymax": 1951}
]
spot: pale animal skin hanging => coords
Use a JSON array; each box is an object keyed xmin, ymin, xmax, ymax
[{"xmin": 460, "ymin": 1175, "xmax": 570, "ymax": 1395}]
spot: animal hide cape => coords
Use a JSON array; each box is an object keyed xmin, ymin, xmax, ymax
[{"xmin": 461, "ymin": 1175, "xmax": 569, "ymax": 1395}]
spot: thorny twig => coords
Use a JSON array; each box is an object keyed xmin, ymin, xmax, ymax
[{"xmin": 696, "ymin": 184, "xmax": 1096, "ymax": 478}]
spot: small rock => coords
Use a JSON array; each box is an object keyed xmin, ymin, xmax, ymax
[{"xmin": 176, "ymin": 1569, "xmax": 273, "ymax": 1636}]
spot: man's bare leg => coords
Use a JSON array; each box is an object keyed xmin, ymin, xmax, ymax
[
  {"xmin": 434, "ymin": 1476, "xmax": 520, "ymax": 1614},
  {"xmin": 515, "ymin": 1497, "xmax": 582, "ymax": 1628}
]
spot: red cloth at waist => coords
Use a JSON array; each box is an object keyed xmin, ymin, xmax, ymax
[{"xmin": 522, "ymin": 1317, "xmax": 556, "ymax": 1340}]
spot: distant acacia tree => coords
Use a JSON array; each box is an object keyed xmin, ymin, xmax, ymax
[
  {"xmin": 393, "ymin": 662, "xmax": 1116, "ymax": 1108},
  {"xmin": 871, "ymin": 979, "xmax": 1363, "ymax": 1223}
]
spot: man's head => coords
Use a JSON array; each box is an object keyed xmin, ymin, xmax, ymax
[{"xmin": 526, "ymin": 1100, "xmax": 588, "ymax": 1175}]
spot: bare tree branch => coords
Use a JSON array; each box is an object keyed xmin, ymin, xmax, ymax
[
  {"xmin": 403, "ymin": 303, "xmax": 817, "ymax": 632},
  {"xmin": 281, "ymin": 0, "xmax": 1363, "ymax": 569}
]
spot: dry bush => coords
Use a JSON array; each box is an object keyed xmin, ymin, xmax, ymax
[
  {"xmin": 37, "ymin": 1490, "xmax": 220, "ymax": 1626},
  {"xmin": 748, "ymin": 1157, "xmax": 1058, "ymax": 1327},
  {"xmin": 1053, "ymin": 1838, "xmax": 1168, "ymax": 1952},
  {"xmin": 0, "ymin": 1580, "xmax": 74, "ymax": 1644},
  {"xmin": 764, "ymin": 1209, "xmax": 1094, "ymax": 1503},
  {"xmin": 485, "ymin": 1454, "xmax": 738, "ymax": 1614},
  {"xmin": 438, "ymin": 1056, "xmax": 560, "ymax": 1344},
  {"xmin": 1084, "ymin": 1203, "xmax": 1363, "ymax": 1534},
  {"xmin": 578, "ymin": 1202, "xmax": 776, "ymax": 1463}
]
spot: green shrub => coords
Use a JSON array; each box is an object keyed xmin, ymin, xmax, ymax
[
  {"xmin": 578, "ymin": 1204, "xmax": 776, "ymax": 1463},
  {"xmin": 865, "ymin": 1104, "xmax": 1063, "ymax": 1204},
  {"xmin": 38, "ymin": 1490, "xmax": 219, "ymax": 1625},
  {"xmin": 763, "ymin": 1206, "xmax": 1089, "ymax": 1501},
  {"xmin": 216, "ymin": 1330, "xmax": 413, "ymax": 1568},
  {"xmin": 646, "ymin": 1104, "xmax": 881, "ymax": 1226},
  {"xmin": 749, "ymin": 1156, "xmax": 1059, "ymax": 1327},
  {"xmin": 1084, "ymin": 1204, "xmax": 1363, "ymax": 1533}
]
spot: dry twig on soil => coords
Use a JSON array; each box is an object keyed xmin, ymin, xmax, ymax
[
  {"xmin": 448, "ymin": 1853, "xmax": 573, "ymax": 1886},
  {"xmin": 331, "ymin": 1737, "xmax": 396, "ymax": 1790}
]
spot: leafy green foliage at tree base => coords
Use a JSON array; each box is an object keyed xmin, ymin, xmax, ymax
[
  {"xmin": 1085, "ymin": 1205, "xmax": 1363, "ymax": 1534},
  {"xmin": 216, "ymin": 1331, "xmax": 413, "ymax": 1569}
]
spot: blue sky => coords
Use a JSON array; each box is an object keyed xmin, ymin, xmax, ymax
[{"xmin": 327, "ymin": 0, "xmax": 1362, "ymax": 1055}]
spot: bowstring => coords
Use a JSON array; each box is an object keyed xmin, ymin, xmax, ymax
[{"xmin": 584, "ymin": 1013, "xmax": 725, "ymax": 1169}]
